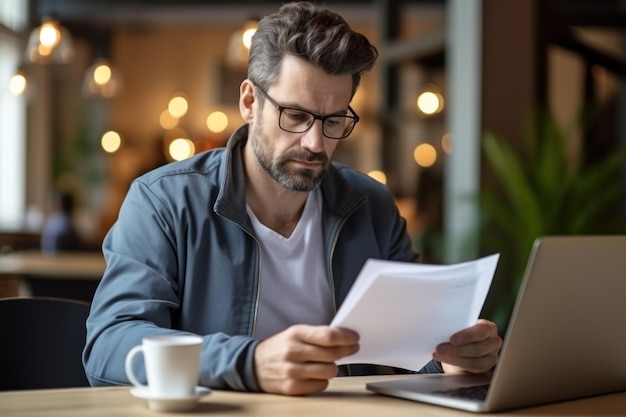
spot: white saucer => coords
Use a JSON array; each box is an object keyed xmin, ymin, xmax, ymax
[{"xmin": 130, "ymin": 386, "xmax": 211, "ymax": 412}]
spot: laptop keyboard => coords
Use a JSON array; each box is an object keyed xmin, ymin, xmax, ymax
[{"xmin": 433, "ymin": 384, "xmax": 490, "ymax": 401}]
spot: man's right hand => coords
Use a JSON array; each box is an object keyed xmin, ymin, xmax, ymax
[{"xmin": 253, "ymin": 325, "xmax": 359, "ymax": 395}]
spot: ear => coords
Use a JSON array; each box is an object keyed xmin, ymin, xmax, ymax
[{"xmin": 239, "ymin": 79, "xmax": 256, "ymax": 123}]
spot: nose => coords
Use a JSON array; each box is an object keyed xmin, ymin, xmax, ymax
[{"xmin": 300, "ymin": 119, "xmax": 325, "ymax": 153}]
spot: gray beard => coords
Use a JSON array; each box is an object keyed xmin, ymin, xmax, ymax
[{"xmin": 250, "ymin": 123, "xmax": 330, "ymax": 192}]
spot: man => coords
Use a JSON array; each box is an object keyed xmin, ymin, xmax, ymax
[
  {"xmin": 41, "ymin": 189, "xmax": 83, "ymax": 253},
  {"xmin": 83, "ymin": 2, "xmax": 502, "ymax": 396}
]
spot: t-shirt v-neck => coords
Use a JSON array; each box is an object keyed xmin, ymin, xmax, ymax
[
  {"xmin": 249, "ymin": 188, "xmax": 316, "ymax": 249},
  {"xmin": 246, "ymin": 188, "xmax": 334, "ymax": 340}
]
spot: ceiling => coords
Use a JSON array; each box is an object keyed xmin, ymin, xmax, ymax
[
  {"xmin": 550, "ymin": 0, "xmax": 626, "ymax": 27},
  {"xmin": 29, "ymin": 0, "xmax": 626, "ymax": 68},
  {"xmin": 32, "ymin": 0, "xmax": 626, "ymax": 26},
  {"xmin": 31, "ymin": 0, "xmax": 445, "ymax": 27}
]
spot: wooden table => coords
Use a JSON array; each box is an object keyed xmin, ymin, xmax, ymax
[
  {"xmin": 1, "ymin": 376, "xmax": 625, "ymax": 416},
  {"xmin": 0, "ymin": 250, "xmax": 106, "ymax": 300},
  {"xmin": 0, "ymin": 250, "xmax": 105, "ymax": 279}
]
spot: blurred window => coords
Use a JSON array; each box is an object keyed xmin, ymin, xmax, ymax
[
  {"xmin": 0, "ymin": 0, "xmax": 27, "ymax": 32},
  {"xmin": 0, "ymin": 1, "xmax": 27, "ymax": 230}
]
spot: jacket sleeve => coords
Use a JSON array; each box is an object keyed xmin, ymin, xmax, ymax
[{"xmin": 82, "ymin": 180, "xmax": 261, "ymax": 392}]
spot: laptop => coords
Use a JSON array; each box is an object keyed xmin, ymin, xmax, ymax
[{"xmin": 366, "ymin": 235, "xmax": 626, "ymax": 412}]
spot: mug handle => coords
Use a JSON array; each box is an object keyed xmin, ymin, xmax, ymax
[{"xmin": 125, "ymin": 345, "xmax": 147, "ymax": 389}]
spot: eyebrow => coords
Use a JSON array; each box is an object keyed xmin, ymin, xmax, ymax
[
  {"xmin": 260, "ymin": 87, "xmax": 350, "ymax": 117},
  {"xmin": 282, "ymin": 102, "xmax": 351, "ymax": 117}
]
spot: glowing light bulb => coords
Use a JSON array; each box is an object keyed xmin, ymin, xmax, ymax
[
  {"xmin": 168, "ymin": 95, "xmax": 188, "ymax": 118},
  {"xmin": 101, "ymin": 131, "xmax": 122, "ymax": 153},
  {"xmin": 169, "ymin": 138, "xmax": 195, "ymax": 161},
  {"xmin": 242, "ymin": 28, "xmax": 256, "ymax": 49},
  {"xmin": 206, "ymin": 111, "xmax": 229, "ymax": 133},
  {"xmin": 94, "ymin": 64, "xmax": 112, "ymax": 85},
  {"xmin": 417, "ymin": 92, "xmax": 444, "ymax": 115},
  {"xmin": 9, "ymin": 73, "xmax": 27, "ymax": 96},
  {"xmin": 413, "ymin": 143, "xmax": 437, "ymax": 167},
  {"xmin": 39, "ymin": 22, "xmax": 60, "ymax": 49}
]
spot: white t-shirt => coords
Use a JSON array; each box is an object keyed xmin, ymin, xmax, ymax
[{"xmin": 247, "ymin": 188, "xmax": 334, "ymax": 340}]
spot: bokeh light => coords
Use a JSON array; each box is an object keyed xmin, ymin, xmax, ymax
[
  {"xmin": 9, "ymin": 73, "xmax": 27, "ymax": 96},
  {"xmin": 206, "ymin": 111, "xmax": 229, "ymax": 133},
  {"xmin": 101, "ymin": 131, "xmax": 122, "ymax": 153},
  {"xmin": 160, "ymin": 110, "xmax": 179, "ymax": 129},
  {"xmin": 169, "ymin": 138, "xmax": 195, "ymax": 161},
  {"xmin": 416, "ymin": 91, "xmax": 444, "ymax": 115},
  {"xmin": 93, "ymin": 64, "xmax": 112, "ymax": 85},
  {"xmin": 413, "ymin": 143, "xmax": 437, "ymax": 167},
  {"xmin": 368, "ymin": 170, "xmax": 387, "ymax": 185},
  {"xmin": 168, "ymin": 94, "xmax": 188, "ymax": 118},
  {"xmin": 441, "ymin": 132, "xmax": 453, "ymax": 154}
]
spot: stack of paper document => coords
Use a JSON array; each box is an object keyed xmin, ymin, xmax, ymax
[{"xmin": 330, "ymin": 254, "xmax": 500, "ymax": 371}]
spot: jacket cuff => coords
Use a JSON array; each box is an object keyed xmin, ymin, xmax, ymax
[
  {"xmin": 417, "ymin": 359, "xmax": 444, "ymax": 374},
  {"xmin": 240, "ymin": 339, "xmax": 262, "ymax": 392}
]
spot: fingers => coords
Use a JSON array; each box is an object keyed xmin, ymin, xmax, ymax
[
  {"xmin": 254, "ymin": 325, "xmax": 360, "ymax": 395},
  {"xmin": 434, "ymin": 320, "xmax": 502, "ymax": 374},
  {"xmin": 294, "ymin": 324, "xmax": 360, "ymax": 347},
  {"xmin": 449, "ymin": 319, "xmax": 498, "ymax": 345},
  {"xmin": 435, "ymin": 345, "xmax": 500, "ymax": 374},
  {"xmin": 281, "ymin": 339, "xmax": 359, "ymax": 363},
  {"xmin": 285, "ymin": 325, "xmax": 359, "ymax": 361}
]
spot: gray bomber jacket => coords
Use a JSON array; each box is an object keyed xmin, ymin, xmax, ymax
[{"xmin": 83, "ymin": 124, "xmax": 441, "ymax": 391}]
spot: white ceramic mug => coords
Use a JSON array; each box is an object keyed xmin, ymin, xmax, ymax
[{"xmin": 125, "ymin": 335, "xmax": 203, "ymax": 398}]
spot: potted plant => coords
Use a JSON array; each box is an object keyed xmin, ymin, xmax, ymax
[{"xmin": 476, "ymin": 112, "xmax": 626, "ymax": 332}]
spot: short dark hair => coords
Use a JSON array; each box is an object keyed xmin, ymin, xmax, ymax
[{"xmin": 248, "ymin": 1, "xmax": 378, "ymax": 97}]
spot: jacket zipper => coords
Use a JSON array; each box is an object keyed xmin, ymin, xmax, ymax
[
  {"xmin": 215, "ymin": 210, "xmax": 262, "ymax": 338},
  {"xmin": 327, "ymin": 200, "xmax": 364, "ymax": 314},
  {"xmin": 327, "ymin": 200, "xmax": 364, "ymax": 378}
]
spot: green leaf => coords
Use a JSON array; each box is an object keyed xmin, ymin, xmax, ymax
[{"xmin": 482, "ymin": 133, "xmax": 543, "ymax": 238}]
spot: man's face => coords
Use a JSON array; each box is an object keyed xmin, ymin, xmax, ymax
[{"xmin": 249, "ymin": 55, "xmax": 353, "ymax": 192}]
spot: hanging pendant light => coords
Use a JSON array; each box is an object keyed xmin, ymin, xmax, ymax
[
  {"xmin": 82, "ymin": 30, "xmax": 123, "ymax": 98},
  {"xmin": 82, "ymin": 58, "xmax": 123, "ymax": 99},
  {"xmin": 226, "ymin": 18, "xmax": 258, "ymax": 69},
  {"xmin": 25, "ymin": 16, "xmax": 74, "ymax": 64}
]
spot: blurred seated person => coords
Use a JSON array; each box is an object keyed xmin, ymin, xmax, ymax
[{"xmin": 41, "ymin": 189, "xmax": 83, "ymax": 253}]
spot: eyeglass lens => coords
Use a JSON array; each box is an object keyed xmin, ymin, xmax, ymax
[{"xmin": 279, "ymin": 109, "xmax": 355, "ymax": 139}]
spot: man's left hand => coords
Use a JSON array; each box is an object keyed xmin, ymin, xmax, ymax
[{"xmin": 433, "ymin": 319, "xmax": 502, "ymax": 374}]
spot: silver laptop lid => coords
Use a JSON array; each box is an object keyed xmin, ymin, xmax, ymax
[{"xmin": 486, "ymin": 235, "xmax": 626, "ymax": 411}]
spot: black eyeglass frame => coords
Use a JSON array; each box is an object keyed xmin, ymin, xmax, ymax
[{"xmin": 255, "ymin": 85, "xmax": 360, "ymax": 140}]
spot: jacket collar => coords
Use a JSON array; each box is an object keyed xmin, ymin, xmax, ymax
[{"xmin": 213, "ymin": 125, "xmax": 250, "ymax": 227}]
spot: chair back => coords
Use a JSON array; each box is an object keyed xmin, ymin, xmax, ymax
[{"xmin": 0, "ymin": 297, "xmax": 91, "ymax": 390}]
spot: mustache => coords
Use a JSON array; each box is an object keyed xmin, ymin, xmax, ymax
[{"xmin": 282, "ymin": 149, "xmax": 328, "ymax": 164}]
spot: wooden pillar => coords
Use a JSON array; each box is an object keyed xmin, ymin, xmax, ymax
[
  {"xmin": 481, "ymin": 0, "xmax": 541, "ymax": 152},
  {"xmin": 377, "ymin": 0, "xmax": 402, "ymax": 193}
]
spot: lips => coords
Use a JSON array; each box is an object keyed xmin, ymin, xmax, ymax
[
  {"xmin": 292, "ymin": 159, "xmax": 322, "ymax": 167},
  {"xmin": 285, "ymin": 151, "xmax": 328, "ymax": 169}
]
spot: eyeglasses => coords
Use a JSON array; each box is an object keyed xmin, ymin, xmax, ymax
[{"xmin": 255, "ymin": 86, "xmax": 359, "ymax": 140}]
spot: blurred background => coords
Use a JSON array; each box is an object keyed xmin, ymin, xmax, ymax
[{"xmin": 1, "ymin": 0, "xmax": 625, "ymax": 329}]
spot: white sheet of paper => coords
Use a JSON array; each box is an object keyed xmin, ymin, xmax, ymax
[{"xmin": 330, "ymin": 254, "xmax": 500, "ymax": 371}]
